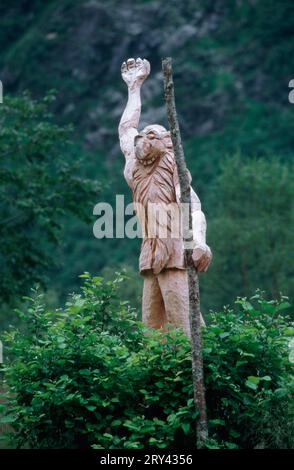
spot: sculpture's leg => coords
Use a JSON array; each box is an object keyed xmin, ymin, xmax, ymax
[
  {"xmin": 142, "ymin": 271, "xmax": 167, "ymax": 330},
  {"xmin": 157, "ymin": 268, "xmax": 191, "ymax": 337},
  {"xmin": 158, "ymin": 268, "xmax": 205, "ymax": 337}
]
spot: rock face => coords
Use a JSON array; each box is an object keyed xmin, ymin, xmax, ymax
[{"xmin": 1, "ymin": 0, "xmax": 293, "ymax": 162}]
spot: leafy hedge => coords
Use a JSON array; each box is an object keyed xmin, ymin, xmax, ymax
[{"xmin": 0, "ymin": 274, "xmax": 293, "ymax": 448}]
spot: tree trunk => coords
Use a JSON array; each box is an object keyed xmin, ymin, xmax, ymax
[{"xmin": 162, "ymin": 57, "xmax": 208, "ymax": 448}]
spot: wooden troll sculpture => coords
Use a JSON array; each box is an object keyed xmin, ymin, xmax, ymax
[{"xmin": 118, "ymin": 58, "xmax": 212, "ymax": 336}]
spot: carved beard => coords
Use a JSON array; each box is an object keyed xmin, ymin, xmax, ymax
[
  {"xmin": 136, "ymin": 153, "xmax": 160, "ymax": 166},
  {"xmin": 132, "ymin": 149, "xmax": 178, "ymax": 274}
]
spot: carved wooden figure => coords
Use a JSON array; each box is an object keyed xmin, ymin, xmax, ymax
[{"xmin": 118, "ymin": 58, "xmax": 212, "ymax": 336}]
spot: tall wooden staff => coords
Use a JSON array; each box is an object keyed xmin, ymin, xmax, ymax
[{"xmin": 162, "ymin": 57, "xmax": 208, "ymax": 448}]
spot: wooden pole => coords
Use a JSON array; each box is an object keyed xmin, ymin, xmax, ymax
[{"xmin": 162, "ymin": 57, "xmax": 208, "ymax": 448}]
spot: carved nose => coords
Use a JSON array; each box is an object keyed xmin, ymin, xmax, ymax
[
  {"xmin": 165, "ymin": 139, "xmax": 173, "ymax": 149},
  {"xmin": 134, "ymin": 134, "xmax": 144, "ymax": 146}
]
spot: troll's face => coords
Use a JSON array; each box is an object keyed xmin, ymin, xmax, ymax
[{"xmin": 134, "ymin": 124, "xmax": 173, "ymax": 165}]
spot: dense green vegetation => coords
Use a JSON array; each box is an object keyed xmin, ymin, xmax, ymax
[
  {"xmin": 0, "ymin": 94, "xmax": 99, "ymax": 326},
  {"xmin": 202, "ymin": 156, "xmax": 294, "ymax": 313},
  {"xmin": 1, "ymin": 275, "xmax": 293, "ymax": 449},
  {"xmin": 0, "ymin": 0, "xmax": 293, "ymax": 449}
]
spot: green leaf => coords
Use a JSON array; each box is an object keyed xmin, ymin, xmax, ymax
[
  {"xmin": 219, "ymin": 332, "xmax": 230, "ymax": 339},
  {"xmin": 245, "ymin": 376, "xmax": 260, "ymax": 390},
  {"xmin": 210, "ymin": 419, "xmax": 225, "ymax": 426},
  {"xmin": 275, "ymin": 302, "xmax": 291, "ymax": 312},
  {"xmin": 79, "ymin": 369, "xmax": 91, "ymax": 375},
  {"xmin": 225, "ymin": 442, "xmax": 239, "ymax": 449},
  {"xmin": 155, "ymin": 381, "xmax": 164, "ymax": 388},
  {"xmin": 86, "ymin": 405, "xmax": 97, "ymax": 411},
  {"xmin": 112, "ymin": 420, "xmax": 122, "ymax": 427},
  {"xmin": 247, "ymin": 375, "xmax": 260, "ymax": 383},
  {"xmin": 241, "ymin": 301, "xmax": 254, "ymax": 311},
  {"xmin": 261, "ymin": 376, "xmax": 271, "ymax": 381},
  {"xmin": 203, "ymin": 348, "xmax": 212, "ymax": 354},
  {"xmin": 181, "ymin": 423, "xmax": 190, "ymax": 434},
  {"xmin": 284, "ymin": 327, "xmax": 294, "ymax": 336}
]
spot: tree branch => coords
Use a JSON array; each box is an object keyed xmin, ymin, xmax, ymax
[{"xmin": 162, "ymin": 57, "xmax": 208, "ymax": 448}]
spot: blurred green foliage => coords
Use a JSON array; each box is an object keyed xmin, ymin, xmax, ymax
[
  {"xmin": 0, "ymin": 93, "xmax": 99, "ymax": 321},
  {"xmin": 201, "ymin": 156, "xmax": 294, "ymax": 316}
]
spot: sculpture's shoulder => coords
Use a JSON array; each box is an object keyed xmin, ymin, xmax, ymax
[
  {"xmin": 119, "ymin": 127, "xmax": 138, "ymax": 189},
  {"xmin": 124, "ymin": 158, "xmax": 136, "ymax": 189}
]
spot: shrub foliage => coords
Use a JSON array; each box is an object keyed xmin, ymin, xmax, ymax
[{"xmin": 1, "ymin": 274, "xmax": 293, "ymax": 448}]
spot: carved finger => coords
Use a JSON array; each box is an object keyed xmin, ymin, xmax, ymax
[
  {"xmin": 143, "ymin": 59, "xmax": 151, "ymax": 74},
  {"xmin": 192, "ymin": 246, "xmax": 205, "ymax": 263},
  {"xmin": 121, "ymin": 61, "xmax": 127, "ymax": 73},
  {"xmin": 206, "ymin": 246, "xmax": 212, "ymax": 261},
  {"xmin": 196, "ymin": 261, "xmax": 205, "ymax": 272},
  {"xmin": 201, "ymin": 253, "xmax": 212, "ymax": 272},
  {"xmin": 193, "ymin": 255, "xmax": 202, "ymax": 271},
  {"xmin": 197, "ymin": 254, "xmax": 210, "ymax": 272},
  {"xmin": 192, "ymin": 252, "xmax": 198, "ymax": 262},
  {"xmin": 136, "ymin": 57, "xmax": 143, "ymax": 65},
  {"xmin": 127, "ymin": 58, "xmax": 136, "ymax": 70}
]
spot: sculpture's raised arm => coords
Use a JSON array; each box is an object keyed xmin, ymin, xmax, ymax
[{"xmin": 118, "ymin": 58, "xmax": 150, "ymax": 185}]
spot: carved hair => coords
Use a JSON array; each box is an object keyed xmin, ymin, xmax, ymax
[{"xmin": 141, "ymin": 124, "xmax": 168, "ymax": 135}]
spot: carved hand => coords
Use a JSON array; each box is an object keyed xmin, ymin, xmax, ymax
[
  {"xmin": 121, "ymin": 58, "xmax": 150, "ymax": 89},
  {"xmin": 192, "ymin": 244, "xmax": 212, "ymax": 272}
]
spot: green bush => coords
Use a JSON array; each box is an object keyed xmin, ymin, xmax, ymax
[
  {"xmin": 203, "ymin": 294, "xmax": 294, "ymax": 448},
  {"xmin": 0, "ymin": 93, "xmax": 100, "ymax": 311},
  {"xmin": 0, "ymin": 275, "xmax": 293, "ymax": 449}
]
